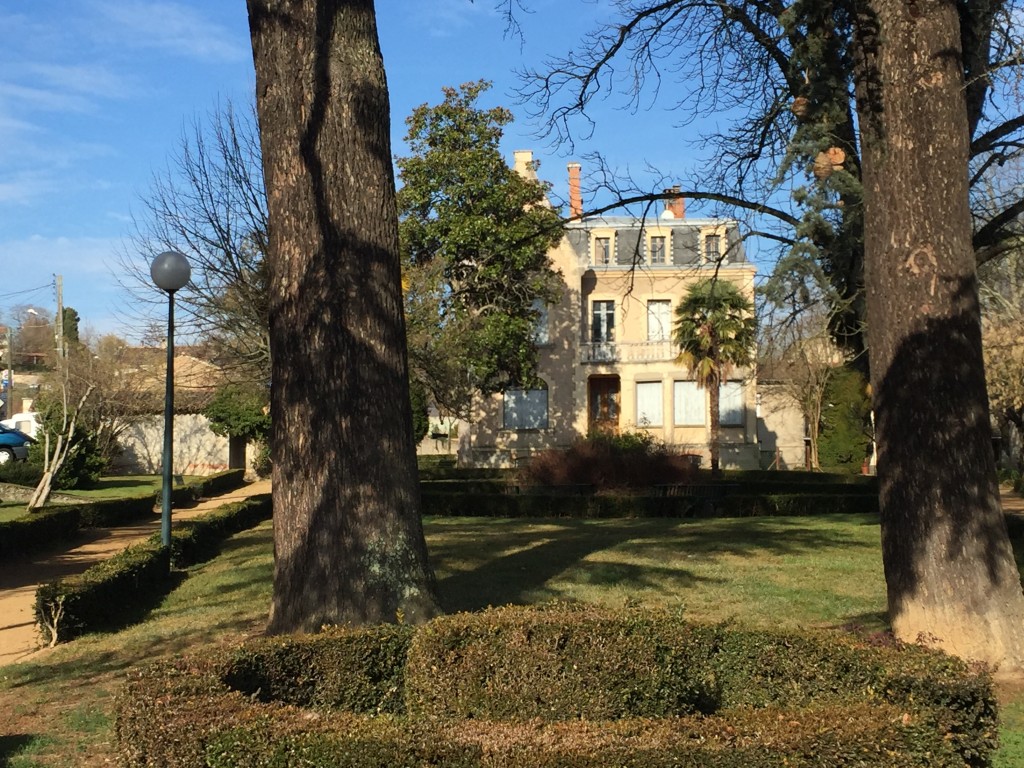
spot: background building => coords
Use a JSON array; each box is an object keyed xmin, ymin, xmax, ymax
[{"xmin": 461, "ymin": 154, "xmax": 760, "ymax": 468}]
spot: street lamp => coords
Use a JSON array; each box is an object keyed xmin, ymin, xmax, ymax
[{"xmin": 150, "ymin": 251, "xmax": 191, "ymax": 548}]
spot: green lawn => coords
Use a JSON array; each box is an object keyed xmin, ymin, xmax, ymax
[
  {"xmin": 58, "ymin": 474, "xmax": 201, "ymax": 500},
  {"xmin": 0, "ymin": 513, "xmax": 1020, "ymax": 766},
  {"xmin": 0, "ymin": 475, "xmax": 201, "ymax": 523}
]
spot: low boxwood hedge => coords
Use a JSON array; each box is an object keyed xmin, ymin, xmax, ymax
[
  {"xmin": 0, "ymin": 469, "xmax": 249, "ymax": 560},
  {"xmin": 420, "ymin": 489, "xmax": 879, "ymax": 518},
  {"xmin": 34, "ymin": 493, "xmax": 271, "ymax": 645},
  {"xmin": 0, "ymin": 505, "xmax": 81, "ymax": 560},
  {"xmin": 115, "ymin": 606, "xmax": 995, "ymax": 768}
]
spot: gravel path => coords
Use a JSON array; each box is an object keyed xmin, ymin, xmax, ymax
[{"xmin": 0, "ymin": 480, "xmax": 271, "ymax": 666}]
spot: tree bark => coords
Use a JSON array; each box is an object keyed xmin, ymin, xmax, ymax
[
  {"xmin": 708, "ymin": 381, "xmax": 721, "ymax": 475},
  {"xmin": 246, "ymin": 0, "xmax": 439, "ymax": 631},
  {"xmin": 852, "ymin": 0, "xmax": 1024, "ymax": 671}
]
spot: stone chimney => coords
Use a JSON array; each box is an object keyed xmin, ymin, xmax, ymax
[
  {"xmin": 568, "ymin": 162, "xmax": 582, "ymax": 218},
  {"xmin": 513, "ymin": 150, "xmax": 537, "ymax": 180},
  {"xmin": 662, "ymin": 186, "xmax": 685, "ymax": 219}
]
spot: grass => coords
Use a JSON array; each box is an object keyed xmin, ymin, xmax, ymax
[
  {"xmin": 0, "ymin": 502, "xmax": 28, "ymax": 522},
  {"xmin": 0, "ymin": 474, "xmax": 201, "ymax": 523},
  {"xmin": 0, "ymin": 512, "xmax": 1019, "ymax": 765},
  {"xmin": 58, "ymin": 474, "xmax": 201, "ymax": 500}
]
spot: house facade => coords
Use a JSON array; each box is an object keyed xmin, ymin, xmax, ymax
[{"xmin": 460, "ymin": 153, "xmax": 760, "ymax": 469}]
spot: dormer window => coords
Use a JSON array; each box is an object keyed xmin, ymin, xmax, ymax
[
  {"xmin": 704, "ymin": 234, "xmax": 721, "ymax": 262},
  {"xmin": 650, "ymin": 236, "xmax": 666, "ymax": 265},
  {"xmin": 595, "ymin": 236, "xmax": 612, "ymax": 265}
]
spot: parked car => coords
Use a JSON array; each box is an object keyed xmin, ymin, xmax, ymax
[
  {"xmin": 0, "ymin": 424, "xmax": 34, "ymax": 464},
  {"xmin": 0, "ymin": 411, "xmax": 40, "ymax": 439}
]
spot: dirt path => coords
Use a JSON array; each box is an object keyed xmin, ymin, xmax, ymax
[{"xmin": 0, "ymin": 480, "xmax": 271, "ymax": 666}]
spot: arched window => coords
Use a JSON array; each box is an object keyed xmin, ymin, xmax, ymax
[{"xmin": 503, "ymin": 381, "xmax": 549, "ymax": 430}]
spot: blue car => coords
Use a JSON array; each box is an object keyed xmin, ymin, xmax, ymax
[{"xmin": 0, "ymin": 424, "xmax": 33, "ymax": 465}]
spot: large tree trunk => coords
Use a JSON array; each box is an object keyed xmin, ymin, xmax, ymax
[
  {"xmin": 852, "ymin": 0, "xmax": 1024, "ymax": 671},
  {"xmin": 246, "ymin": 0, "xmax": 439, "ymax": 632}
]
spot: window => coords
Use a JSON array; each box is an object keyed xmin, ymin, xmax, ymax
[
  {"xmin": 636, "ymin": 381, "xmax": 663, "ymax": 427},
  {"xmin": 592, "ymin": 300, "xmax": 615, "ymax": 342},
  {"xmin": 647, "ymin": 300, "xmax": 671, "ymax": 342},
  {"xmin": 704, "ymin": 234, "xmax": 721, "ymax": 262},
  {"xmin": 650, "ymin": 236, "xmax": 666, "ymax": 265},
  {"xmin": 595, "ymin": 236, "xmax": 612, "ymax": 265},
  {"xmin": 589, "ymin": 376, "xmax": 620, "ymax": 428},
  {"xmin": 719, "ymin": 381, "xmax": 745, "ymax": 426},
  {"xmin": 503, "ymin": 384, "xmax": 549, "ymax": 430},
  {"xmin": 674, "ymin": 381, "xmax": 705, "ymax": 426},
  {"xmin": 531, "ymin": 298, "xmax": 549, "ymax": 344}
]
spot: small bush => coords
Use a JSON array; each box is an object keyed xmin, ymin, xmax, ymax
[
  {"xmin": 519, "ymin": 432, "xmax": 699, "ymax": 491},
  {"xmin": 0, "ymin": 459, "xmax": 45, "ymax": 487}
]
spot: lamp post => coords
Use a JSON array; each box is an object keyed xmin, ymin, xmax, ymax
[{"xmin": 150, "ymin": 251, "xmax": 191, "ymax": 548}]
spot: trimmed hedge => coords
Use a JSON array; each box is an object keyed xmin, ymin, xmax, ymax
[
  {"xmin": 0, "ymin": 469, "xmax": 248, "ymax": 559},
  {"xmin": 420, "ymin": 489, "xmax": 879, "ymax": 518},
  {"xmin": 222, "ymin": 625, "xmax": 414, "ymax": 713},
  {"xmin": 115, "ymin": 606, "xmax": 995, "ymax": 768},
  {"xmin": 0, "ymin": 505, "xmax": 83, "ymax": 560},
  {"xmin": 34, "ymin": 493, "xmax": 271, "ymax": 645}
]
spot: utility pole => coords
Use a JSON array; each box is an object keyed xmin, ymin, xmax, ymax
[
  {"xmin": 55, "ymin": 274, "xmax": 64, "ymax": 364},
  {"xmin": 4, "ymin": 325, "xmax": 12, "ymax": 418}
]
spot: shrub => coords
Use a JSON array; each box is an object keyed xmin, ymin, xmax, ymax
[
  {"xmin": 519, "ymin": 432, "xmax": 698, "ymax": 491},
  {"xmin": 115, "ymin": 607, "xmax": 992, "ymax": 768},
  {"xmin": 0, "ymin": 459, "xmax": 44, "ymax": 487}
]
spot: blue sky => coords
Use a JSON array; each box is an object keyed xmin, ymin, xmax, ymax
[{"xmin": 0, "ymin": 1, "xmax": 732, "ymax": 339}]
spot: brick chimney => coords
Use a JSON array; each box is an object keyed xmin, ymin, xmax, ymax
[
  {"xmin": 568, "ymin": 162, "xmax": 582, "ymax": 218},
  {"xmin": 663, "ymin": 186, "xmax": 685, "ymax": 219}
]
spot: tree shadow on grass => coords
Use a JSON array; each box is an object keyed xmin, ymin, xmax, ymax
[
  {"xmin": 431, "ymin": 516, "xmax": 877, "ymax": 613},
  {"xmin": 0, "ymin": 734, "xmax": 36, "ymax": 766}
]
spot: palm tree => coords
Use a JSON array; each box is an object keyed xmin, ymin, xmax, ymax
[{"xmin": 673, "ymin": 279, "xmax": 757, "ymax": 474}]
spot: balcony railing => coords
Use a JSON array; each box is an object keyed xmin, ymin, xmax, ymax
[{"xmin": 580, "ymin": 340, "xmax": 676, "ymax": 364}]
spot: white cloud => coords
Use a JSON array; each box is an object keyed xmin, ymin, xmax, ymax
[
  {"xmin": 405, "ymin": 0, "xmax": 493, "ymax": 38},
  {"xmin": 90, "ymin": 1, "xmax": 248, "ymax": 62}
]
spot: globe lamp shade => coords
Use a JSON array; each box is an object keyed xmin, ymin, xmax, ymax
[{"xmin": 150, "ymin": 251, "xmax": 192, "ymax": 292}]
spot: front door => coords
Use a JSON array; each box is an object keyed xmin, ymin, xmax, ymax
[{"xmin": 588, "ymin": 376, "xmax": 620, "ymax": 434}]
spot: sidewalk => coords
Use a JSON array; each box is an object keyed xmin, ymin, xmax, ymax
[{"xmin": 0, "ymin": 479, "xmax": 271, "ymax": 666}]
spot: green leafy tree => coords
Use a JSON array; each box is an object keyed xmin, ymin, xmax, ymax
[
  {"xmin": 204, "ymin": 383, "xmax": 271, "ymax": 444},
  {"xmin": 397, "ymin": 80, "xmax": 564, "ymax": 416},
  {"xmin": 673, "ymin": 279, "xmax": 756, "ymax": 474}
]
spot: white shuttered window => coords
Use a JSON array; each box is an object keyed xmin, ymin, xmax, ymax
[
  {"xmin": 673, "ymin": 381, "xmax": 705, "ymax": 426},
  {"xmin": 635, "ymin": 381, "xmax": 663, "ymax": 427}
]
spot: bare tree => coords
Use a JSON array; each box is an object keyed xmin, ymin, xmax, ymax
[
  {"xmin": 512, "ymin": 0, "xmax": 1024, "ymax": 359},
  {"xmin": 120, "ymin": 101, "xmax": 270, "ymax": 383},
  {"xmin": 759, "ymin": 307, "xmax": 846, "ymax": 471}
]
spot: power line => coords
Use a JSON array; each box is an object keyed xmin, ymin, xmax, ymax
[{"xmin": 0, "ymin": 282, "xmax": 53, "ymax": 301}]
